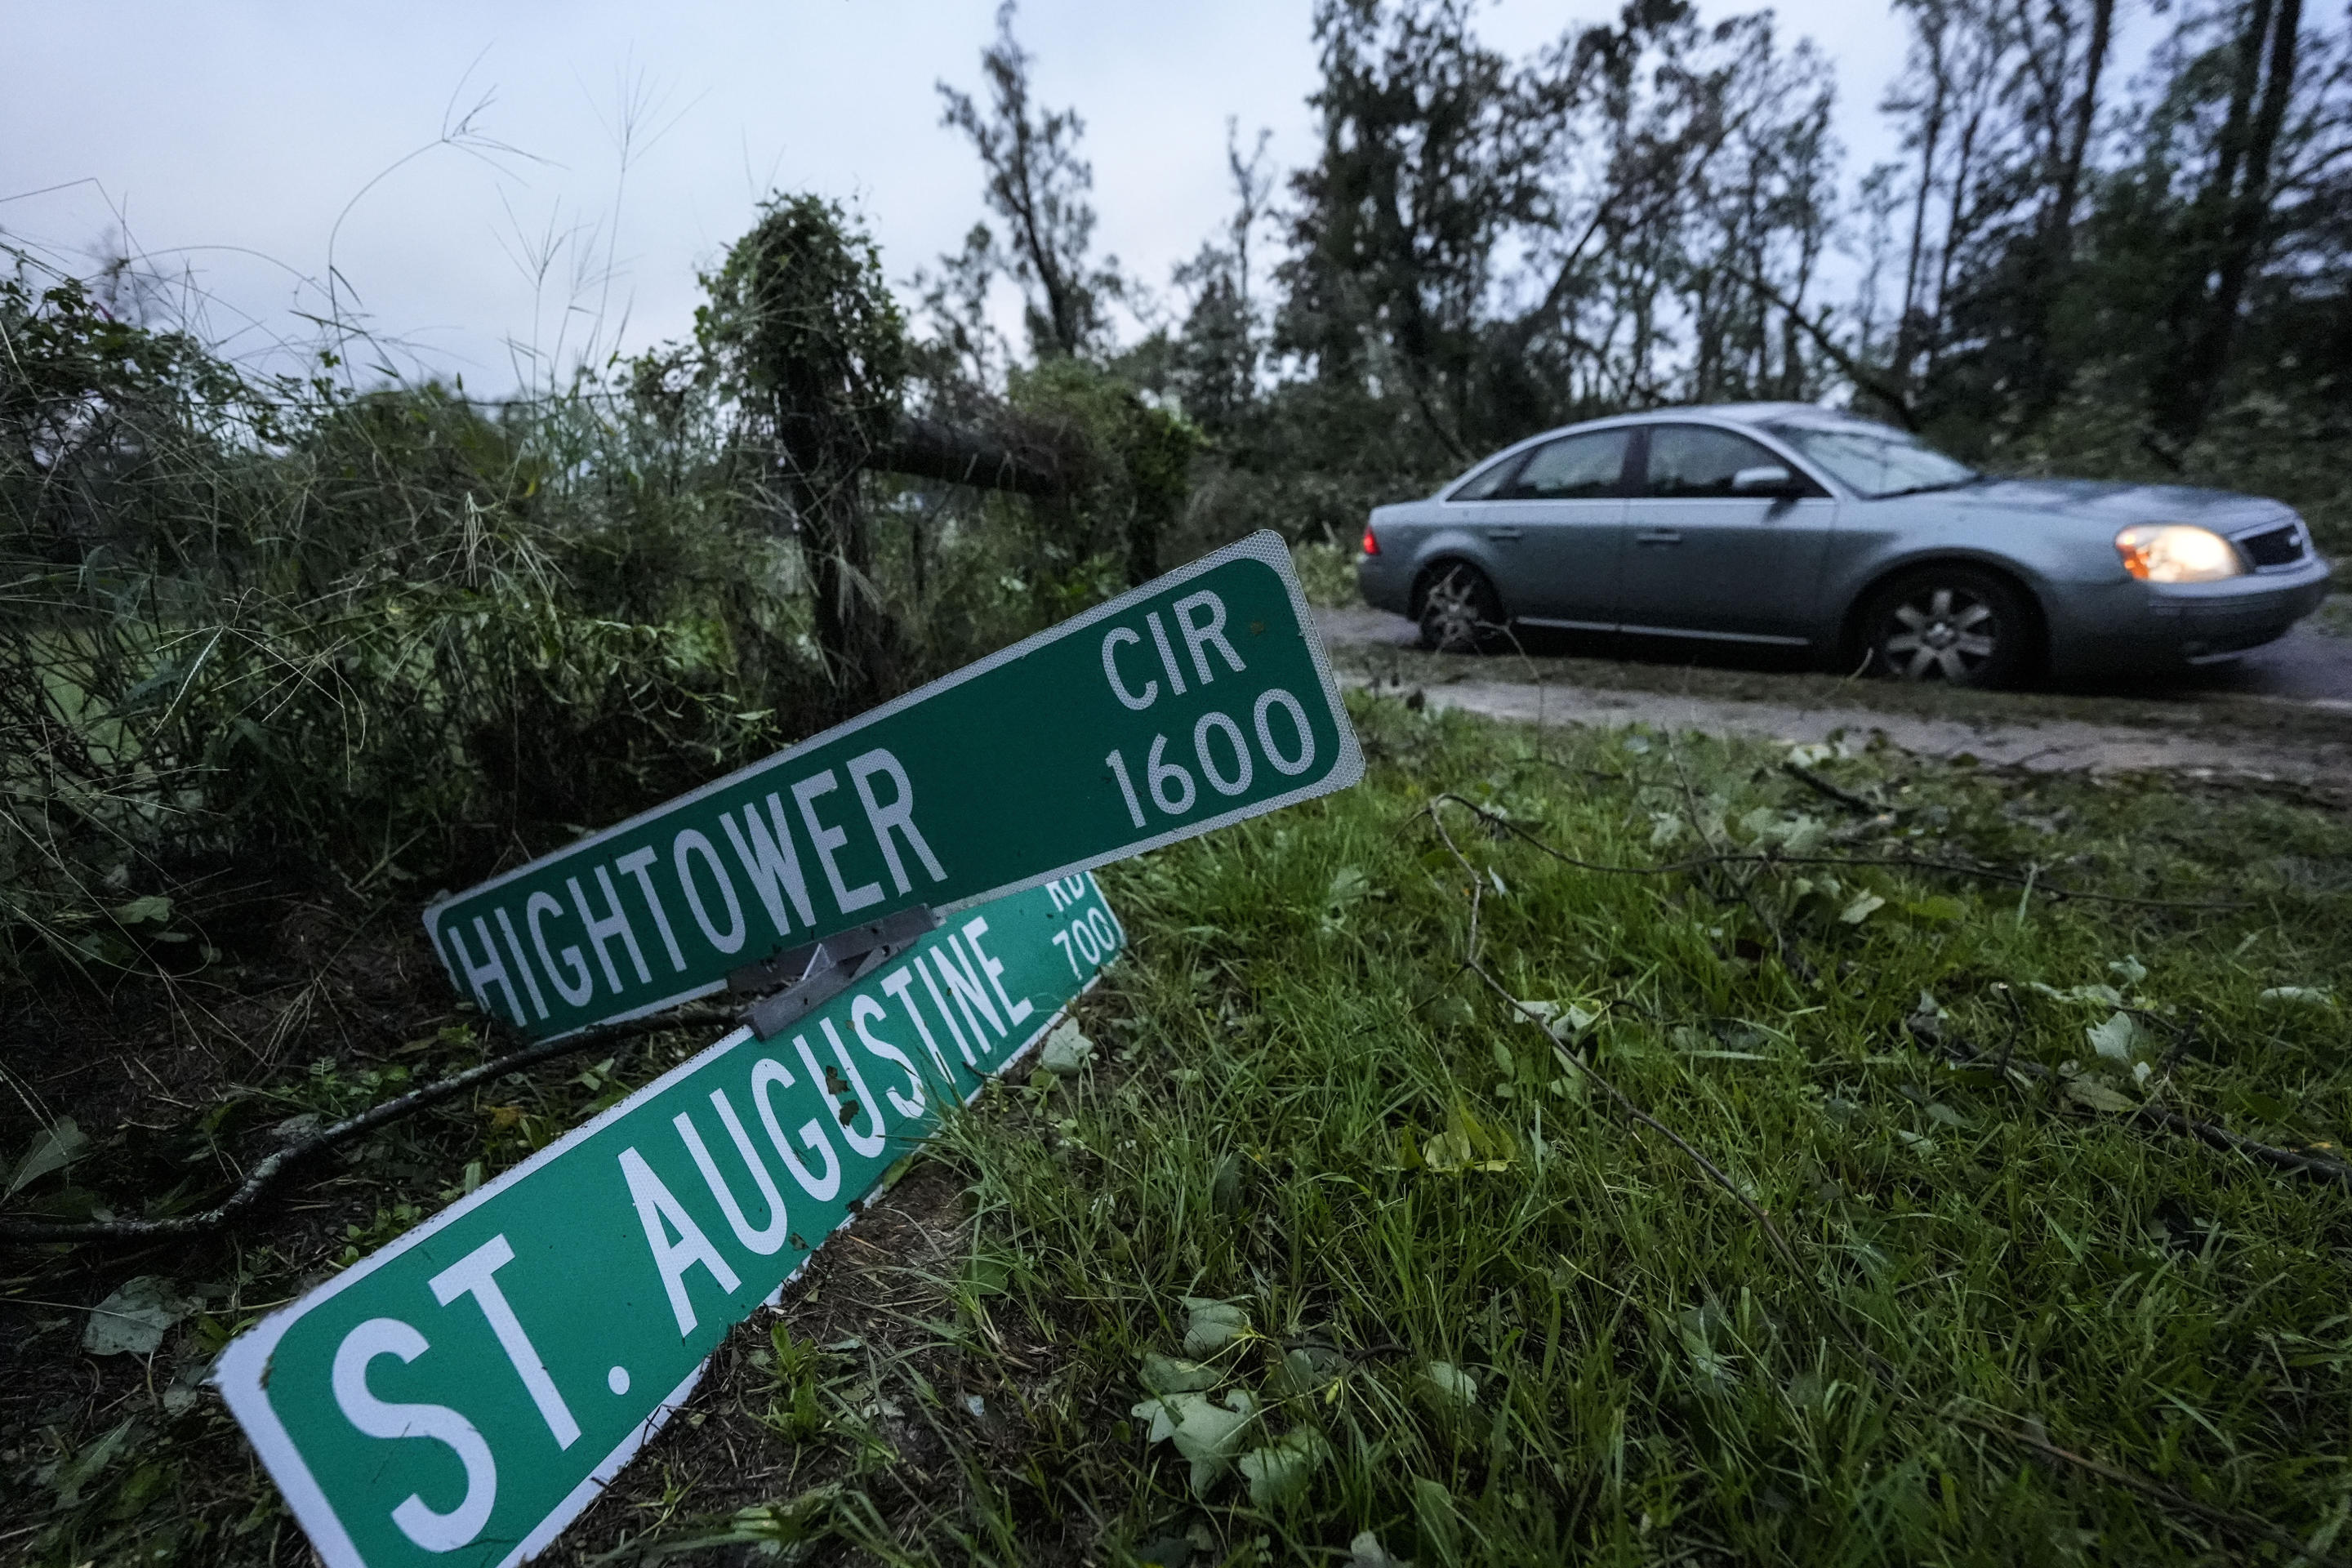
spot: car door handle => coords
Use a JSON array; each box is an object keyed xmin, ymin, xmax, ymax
[
  {"xmin": 1634, "ymin": 529, "xmax": 1682, "ymax": 546},
  {"xmin": 1485, "ymin": 528, "xmax": 1523, "ymax": 541}
]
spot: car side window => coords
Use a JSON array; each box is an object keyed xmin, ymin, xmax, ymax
[
  {"xmin": 1501, "ymin": 430, "xmax": 1633, "ymax": 500},
  {"xmin": 1643, "ymin": 425, "xmax": 1797, "ymax": 498},
  {"xmin": 1448, "ymin": 450, "xmax": 1526, "ymax": 501}
]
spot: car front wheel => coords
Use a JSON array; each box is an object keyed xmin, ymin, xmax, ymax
[
  {"xmin": 1860, "ymin": 567, "xmax": 2032, "ymax": 687},
  {"xmin": 1418, "ymin": 564, "xmax": 1504, "ymax": 653}
]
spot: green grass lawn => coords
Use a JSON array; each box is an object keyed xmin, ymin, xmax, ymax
[
  {"xmin": 903, "ymin": 692, "xmax": 2352, "ymax": 1566},
  {"xmin": 11, "ymin": 693, "xmax": 2352, "ymax": 1568}
]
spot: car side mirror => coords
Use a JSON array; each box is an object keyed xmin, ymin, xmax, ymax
[{"xmin": 1731, "ymin": 464, "xmax": 1797, "ymax": 495}]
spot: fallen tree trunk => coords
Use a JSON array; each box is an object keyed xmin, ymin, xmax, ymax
[{"xmin": 863, "ymin": 413, "xmax": 1067, "ymax": 497}]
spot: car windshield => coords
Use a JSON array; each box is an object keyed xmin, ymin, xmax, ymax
[{"xmin": 1764, "ymin": 420, "xmax": 1977, "ymax": 499}]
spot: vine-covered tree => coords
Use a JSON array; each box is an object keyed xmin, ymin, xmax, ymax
[{"xmin": 697, "ymin": 194, "xmax": 909, "ymax": 702}]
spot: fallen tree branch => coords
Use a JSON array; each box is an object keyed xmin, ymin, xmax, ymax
[
  {"xmin": 864, "ymin": 413, "xmax": 1066, "ymax": 497},
  {"xmin": 1931, "ymin": 1022, "xmax": 2352, "ymax": 1192},
  {"xmin": 0, "ymin": 1007, "xmax": 739, "ymax": 1245},
  {"xmin": 1781, "ymin": 760, "xmax": 1895, "ymax": 817},
  {"xmin": 1725, "ymin": 267, "xmax": 1921, "ymax": 431},
  {"xmin": 1433, "ymin": 793, "xmax": 2243, "ymax": 911},
  {"xmin": 1951, "ymin": 1411, "xmax": 2352, "ymax": 1568},
  {"xmin": 2132, "ymin": 1101, "xmax": 2352, "ymax": 1191}
]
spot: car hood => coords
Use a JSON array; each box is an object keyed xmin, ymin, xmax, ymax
[{"xmin": 1931, "ymin": 476, "xmax": 2293, "ymax": 531}]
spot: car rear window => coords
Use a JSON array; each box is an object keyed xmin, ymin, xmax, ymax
[
  {"xmin": 1502, "ymin": 430, "xmax": 1632, "ymax": 499},
  {"xmin": 1448, "ymin": 451, "xmax": 1524, "ymax": 500}
]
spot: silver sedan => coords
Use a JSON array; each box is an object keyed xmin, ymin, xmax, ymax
[{"xmin": 1354, "ymin": 403, "xmax": 2332, "ymax": 684}]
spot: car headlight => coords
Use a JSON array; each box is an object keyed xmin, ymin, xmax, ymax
[{"xmin": 2114, "ymin": 523, "xmax": 2244, "ymax": 583}]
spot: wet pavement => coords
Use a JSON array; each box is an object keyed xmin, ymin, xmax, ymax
[
  {"xmin": 1312, "ymin": 598, "xmax": 2352, "ymax": 778},
  {"xmin": 1314, "ymin": 599, "xmax": 2352, "ymax": 709}
]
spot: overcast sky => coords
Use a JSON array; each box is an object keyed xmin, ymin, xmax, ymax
[{"xmin": 4, "ymin": 1, "xmax": 1924, "ymax": 394}]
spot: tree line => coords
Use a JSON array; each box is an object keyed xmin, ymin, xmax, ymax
[{"xmin": 917, "ymin": 0, "xmax": 2350, "ymax": 547}]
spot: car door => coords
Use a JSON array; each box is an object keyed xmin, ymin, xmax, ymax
[
  {"xmin": 1481, "ymin": 427, "xmax": 1634, "ymax": 627},
  {"xmin": 1615, "ymin": 423, "xmax": 1838, "ymax": 644}
]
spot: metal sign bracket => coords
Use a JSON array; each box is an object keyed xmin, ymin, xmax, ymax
[{"xmin": 728, "ymin": 906, "xmax": 941, "ymax": 1041}]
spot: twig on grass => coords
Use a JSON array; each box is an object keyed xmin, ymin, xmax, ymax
[
  {"xmin": 2136, "ymin": 1102, "xmax": 2352, "ymax": 1190},
  {"xmin": 1781, "ymin": 760, "xmax": 1894, "ymax": 817},
  {"xmin": 1429, "ymin": 786, "xmax": 2345, "ymax": 1552},
  {"xmin": 0, "ymin": 1006, "xmax": 738, "ymax": 1245},
  {"xmin": 1433, "ymin": 792, "xmax": 2243, "ymax": 911},
  {"xmin": 1932, "ymin": 1024, "xmax": 2352, "ymax": 1192},
  {"xmin": 1951, "ymin": 1411, "xmax": 2352, "ymax": 1568}
]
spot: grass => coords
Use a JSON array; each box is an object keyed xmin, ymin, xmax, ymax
[
  {"xmin": 889, "ymin": 693, "xmax": 2352, "ymax": 1564},
  {"xmin": 8, "ymin": 683, "xmax": 2352, "ymax": 1568}
]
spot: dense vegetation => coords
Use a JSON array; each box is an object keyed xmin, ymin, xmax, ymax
[
  {"xmin": 8, "ymin": 0, "xmax": 2350, "ymax": 985},
  {"xmin": 1114, "ymin": 0, "xmax": 2352, "ymax": 554}
]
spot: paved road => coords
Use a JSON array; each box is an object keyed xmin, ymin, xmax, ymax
[
  {"xmin": 2180, "ymin": 609, "xmax": 2352, "ymax": 703},
  {"xmin": 1316, "ymin": 599, "xmax": 2352, "ymax": 707}
]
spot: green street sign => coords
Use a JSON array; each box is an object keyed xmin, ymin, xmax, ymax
[
  {"xmin": 217, "ymin": 876, "xmax": 1123, "ymax": 1568},
  {"xmin": 423, "ymin": 531, "xmax": 1360, "ymax": 1040}
]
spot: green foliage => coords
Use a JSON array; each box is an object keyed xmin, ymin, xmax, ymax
[
  {"xmin": 696, "ymin": 193, "xmax": 914, "ymax": 697},
  {"xmin": 2, "ymin": 197, "xmax": 1192, "ymax": 987},
  {"xmin": 0, "ymin": 247, "xmax": 848, "ymax": 986},
  {"xmin": 1980, "ymin": 368, "xmax": 2352, "ymax": 561},
  {"xmin": 1290, "ymin": 537, "xmax": 1364, "ymax": 609},
  {"xmin": 696, "ymin": 192, "xmax": 910, "ymax": 476},
  {"xmin": 758, "ymin": 1320, "xmax": 829, "ymax": 1443},
  {"xmin": 1126, "ymin": 0, "xmax": 2352, "ymax": 556},
  {"xmin": 1009, "ymin": 356, "xmax": 1205, "ymax": 588}
]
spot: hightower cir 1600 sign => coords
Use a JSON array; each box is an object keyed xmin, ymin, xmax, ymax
[{"xmin": 422, "ymin": 530, "xmax": 1362, "ymax": 1041}]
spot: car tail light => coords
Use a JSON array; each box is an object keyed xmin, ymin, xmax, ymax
[{"xmin": 1360, "ymin": 525, "xmax": 1380, "ymax": 556}]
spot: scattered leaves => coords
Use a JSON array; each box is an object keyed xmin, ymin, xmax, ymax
[
  {"xmin": 1038, "ymin": 1019, "xmax": 1097, "ymax": 1076},
  {"xmin": 6, "ymin": 1116, "xmax": 87, "ymax": 1196},
  {"xmin": 1239, "ymin": 1427, "xmax": 1331, "ymax": 1506},
  {"xmin": 1181, "ymin": 1297, "xmax": 1251, "ymax": 1356},
  {"xmin": 1423, "ymin": 1361, "xmax": 1479, "ymax": 1405},
  {"xmin": 82, "ymin": 1276, "xmax": 192, "ymax": 1357}
]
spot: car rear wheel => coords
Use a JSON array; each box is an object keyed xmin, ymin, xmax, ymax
[
  {"xmin": 1860, "ymin": 567, "xmax": 2031, "ymax": 687},
  {"xmin": 1418, "ymin": 563, "xmax": 1505, "ymax": 653}
]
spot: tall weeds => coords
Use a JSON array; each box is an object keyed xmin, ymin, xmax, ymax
[{"xmin": 0, "ymin": 247, "xmax": 1097, "ymax": 986}]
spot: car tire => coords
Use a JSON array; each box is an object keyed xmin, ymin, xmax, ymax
[
  {"xmin": 1417, "ymin": 563, "xmax": 1505, "ymax": 653},
  {"xmin": 1859, "ymin": 566, "xmax": 2033, "ymax": 688}
]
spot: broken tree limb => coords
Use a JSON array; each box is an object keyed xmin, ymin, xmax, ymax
[
  {"xmin": 1431, "ymin": 792, "xmax": 2243, "ymax": 911},
  {"xmin": 1726, "ymin": 268, "xmax": 1922, "ymax": 432},
  {"xmin": 1929, "ymin": 1022, "xmax": 2352, "ymax": 1193},
  {"xmin": 0, "ymin": 1006, "xmax": 738, "ymax": 1246},
  {"xmin": 862, "ymin": 413, "xmax": 1067, "ymax": 497},
  {"xmin": 1782, "ymin": 760, "xmax": 1893, "ymax": 816},
  {"xmin": 1952, "ymin": 1411, "xmax": 2352, "ymax": 1568}
]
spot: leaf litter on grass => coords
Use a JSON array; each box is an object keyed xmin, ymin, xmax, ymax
[
  {"xmin": 14, "ymin": 693, "xmax": 2352, "ymax": 1568},
  {"xmin": 889, "ymin": 693, "xmax": 2352, "ymax": 1566}
]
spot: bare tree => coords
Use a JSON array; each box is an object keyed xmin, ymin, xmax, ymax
[
  {"xmin": 2154, "ymin": 0, "xmax": 2306, "ymax": 446},
  {"xmin": 936, "ymin": 2, "xmax": 1124, "ymax": 361}
]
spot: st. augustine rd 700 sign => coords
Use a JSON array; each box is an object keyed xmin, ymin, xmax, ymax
[
  {"xmin": 217, "ymin": 875, "xmax": 1124, "ymax": 1568},
  {"xmin": 425, "ymin": 530, "xmax": 1361, "ymax": 1040}
]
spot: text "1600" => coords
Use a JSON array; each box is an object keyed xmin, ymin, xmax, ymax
[{"xmin": 1096, "ymin": 587, "xmax": 1319, "ymax": 827}]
